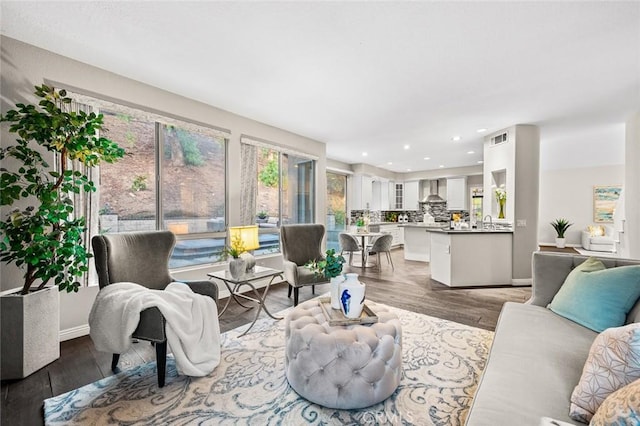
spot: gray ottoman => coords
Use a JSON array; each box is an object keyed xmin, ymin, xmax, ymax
[{"xmin": 285, "ymin": 299, "xmax": 402, "ymax": 409}]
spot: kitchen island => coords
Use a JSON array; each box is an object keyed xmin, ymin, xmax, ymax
[{"xmin": 401, "ymin": 224, "xmax": 513, "ymax": 287}]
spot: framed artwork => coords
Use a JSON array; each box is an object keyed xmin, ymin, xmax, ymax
[{"xmin": 593, "ymin": 185, "xmax": 622, "ymax": 223}]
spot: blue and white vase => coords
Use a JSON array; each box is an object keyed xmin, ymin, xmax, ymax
[
  {"xmin": 330, "ymin": 275, "xmax": 345, "ymax": 310},
  {"xmin": 340, "ymin": 273, "xmax": 366, "ymax": 319}
]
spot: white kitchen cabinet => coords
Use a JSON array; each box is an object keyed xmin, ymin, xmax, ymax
[
  {"xmin": 404, "ymin": 181, "xmax": 420, "ymax": 210},
  {"xmin": 349, "ymin": 174, "xmax": 373, "ymax": 210},
  {"xmin": 371, "ymin": 179, "xmax": 389, "ymax": 211},
  {"xmin": 446, "ymin": 177, "xmax": 467, "ymax": 210},
  {"xmin": 379, "ymin": 223, "xmax": 404, "ymax": 247},
  {"xmin": 403, "ymin": 226, "xmax": 431, "ymax": 262},
  {"xmin": 430, "ymin": 231, "xmax": 512, "ymax": 287}
]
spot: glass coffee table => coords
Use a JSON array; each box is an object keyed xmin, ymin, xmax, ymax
[{"xmin": 207, "ymin": 265, "xmax": 284, "ymax": 336}]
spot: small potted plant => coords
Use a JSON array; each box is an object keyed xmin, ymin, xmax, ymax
[
  {"xmin": 551, "ymin": 218, "xmax": 573, "ymax": 248},
  {"xmin": 306, "ymin": 249, "xmax": 346, "ymax": 310},
  {"xmin": 222, "ymin": 234, "xmax": 246, "ymax": 279}
]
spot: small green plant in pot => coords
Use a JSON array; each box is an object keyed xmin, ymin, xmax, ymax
[
  {"xmin": 550, "ymin": 218, "xmax": 572, "ymax": 248},
  {"xmin": 222, "ymin": 234, "xmax": 246, "ymax": 279},
  {"xmin": 0, "ymin": 85, "xmax": 125, "ymax": 295},
  {"xmin": 306, "ymin": 249, "xmax": 346, "ymax": 310}
]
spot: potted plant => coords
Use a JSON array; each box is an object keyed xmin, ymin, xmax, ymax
[
  {"xmin": 222, "ymin": 234, "xmax": 246, "ymax": 279},
  {"xmin": 0, "ymin": 85, "xmax": 125, "ymax": 379},
  {"xmin": 306, "ymin": 249, "xmax": 346, "ymax": 310},
  {"xmin": 551, "ymin": 218, "xmax": 573, "ymax": 248}
]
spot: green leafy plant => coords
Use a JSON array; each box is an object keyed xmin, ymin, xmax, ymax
[
  {"xmin": 550, "ymin": 218, "xmax": 572, "ymax": 238},
  {"xmin": 258, "ymin": 158, "xmax": 279, "ymax": 188},
  {"xmin": 131, "ymin": 174, "xmax": 148, "ymax": 192},
  {"xmin": 305, "ymin": 249, "xmax": 345, "ymax": 279},
  {"xmin": 257, "ymin": 210, "xmax": 268, "ymax": 219},
  {"xmin": 0, "ymin": 85, "xmax": 125, "ymax": 294}
]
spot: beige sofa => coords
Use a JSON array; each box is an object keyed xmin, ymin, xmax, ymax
[{"xmin": 465, "ymin": 251, "xmax": 640, "ymax": 425}]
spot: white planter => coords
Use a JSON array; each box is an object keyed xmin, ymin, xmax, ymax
[
  {"xmin": 228, "ymin": 258, "xmax": 246, "ymax": 279},
  {"xmin": 1, "ymin": 286, "xmax": 60, "ymax": 379},
  {"xmin": 555, "ymin": 237, "xmax": 567, "ymax": 248}
]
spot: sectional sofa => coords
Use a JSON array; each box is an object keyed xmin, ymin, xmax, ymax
[{"xmin": 465, "ymin": 251, "xmax": 640, "ymax": 425}]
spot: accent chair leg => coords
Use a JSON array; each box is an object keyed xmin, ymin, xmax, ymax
[
  {"xmin": 156, "ymin": 340, "xmax": 167, "ymax": 388},
  {"xmin": 288, "ymin": 284, "xmax": 292, "ymax": 298},
  {"xmin": 312, "ymin": 285, "xmax": 315, "ymax": 295},
  {"xmin": 294, "ymin": 287, "xmax": 299, "ymax": 306},
  {"xmin": 111, "ymin": 354, "xmax": 120, "ymax": 372},
  {"xmin": 387, "ymin": 251, "xmax": 395, "ymax": 270}
]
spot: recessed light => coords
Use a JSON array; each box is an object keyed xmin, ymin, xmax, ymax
[
  {"xmin": 452, "ymin": 136, "xmax": 461, "ymax": 141},
  {"xmin": 407, "ymin": 168, "xmax": 412, "ymax": 172},
  {"xmin": 387, "ymin": 161, "xmax": 393, "ymax": 165},
  {"xmin": 476, "ymin": 128, "xmax": 488, "ymax": 133},
  {"xmin": 439, "ymin": 165, "xmax": 445, "ymax": 168},
  {"xmin": 404, "ymin": 145, "xmax": 410, "ymax": 150},
  {"xmin": 362, "ymin": 152, "xmax": 368, "ymax": 156},
  {"xmin": 423, "ymin": 156, "xmax": 431, "ymax": 160},
  {"xmin": 477, "ymin": 160, "xmax": 484, "ymax": 164},
  {"xmin": 467, "ymin": 150, "xmax": 475, "ymax": 154}
]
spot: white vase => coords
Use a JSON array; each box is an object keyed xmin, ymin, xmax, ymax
[
  {"xmin": 339, "ymin": 273, "xmax": 366, "ymax": 319},
  {"xmin": 330, "ymin": 275, "xmax": 345, "ymax": 310},
  {"xmin": 229, "ymin": 257, "xmax": 246, "ymax": 279},
  {"xmin": 556, "ymin": 237, "xmax": 566, "ymax": 248}
]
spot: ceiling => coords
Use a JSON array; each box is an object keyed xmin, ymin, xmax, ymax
[{"xmin": 2, "ymin": 1, "xmax": 639, "ymax": 173}]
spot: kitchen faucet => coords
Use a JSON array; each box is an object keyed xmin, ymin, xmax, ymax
[{"xmin": 483, "ymin": 215, "xmax": 494, "ymax": 230}]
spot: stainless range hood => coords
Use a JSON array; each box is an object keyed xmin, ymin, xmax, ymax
[{"xmin": 421, "ymin": 180, "xmax": 445, "ymax": 203}]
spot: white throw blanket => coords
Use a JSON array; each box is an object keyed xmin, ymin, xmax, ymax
[{"xmin": 89, "ymin": 282, "xmax": 221, "ymax": 377}]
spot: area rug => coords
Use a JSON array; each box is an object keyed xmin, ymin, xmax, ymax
[{"xmin": 44, "ymin": 303, "xmax": 493, "ymax": 425}]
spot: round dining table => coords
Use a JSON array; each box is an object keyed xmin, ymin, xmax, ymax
[{"xmin": 344, "ymin": 231, "xmax": 383, "ymax": 268}]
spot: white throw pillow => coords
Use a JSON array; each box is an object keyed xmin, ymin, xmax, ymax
[{"xmin": 569, "ymin": 323, "xmax": 640, "ymax": 423}]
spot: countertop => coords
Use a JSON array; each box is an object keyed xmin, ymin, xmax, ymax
[{"xmin": 400, "ymin": 223, "xmax": 513, "ymax": 233}]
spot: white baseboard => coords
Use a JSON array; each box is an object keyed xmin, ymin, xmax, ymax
[
  {"xmin": 60, "ymin": 324, "xmax": 90, "ymax": 342},
  {"xmin": 511, "ymin": 278, "xmax": 532, "ymax": 286}
]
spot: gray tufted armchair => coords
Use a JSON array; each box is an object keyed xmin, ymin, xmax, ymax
[
  {"xmin": 91, "ymin": 230, "xmax": 218, "ymax": 387},
  {"xmin": 280, "ymin": 224, "xmax": 328, "ymax": 306}
]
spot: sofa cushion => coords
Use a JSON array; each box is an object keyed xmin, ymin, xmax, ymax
[
  {"xmin": 548, "ymin": 258, "xmax": 640, "ymax": 332},
  {"xmin": 569, "ymin": 323, "xmax": 640, "ymax": 423},
  {"xmin": 465, "ymin": 302, "xmax": 597, "ymax": 425},
  {"xmin": 589, "ymin": 378, "xmax": 640, "ymax": 426}
]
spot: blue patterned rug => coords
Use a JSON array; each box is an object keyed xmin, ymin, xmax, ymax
[{"xmin": 44, "ymin": 303, "xmax": 493, "ymax": 425}]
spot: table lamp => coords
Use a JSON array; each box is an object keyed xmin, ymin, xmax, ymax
[{"xmin": 229, "ymin": 225, "xmax": 260, "ymax": 272}]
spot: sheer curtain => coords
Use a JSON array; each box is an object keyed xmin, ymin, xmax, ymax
[
  {"xmin": 240, "ymin": 142, "xmax": 258, "ymax": 226},
  {"xmin": 57, "ymin": 100, "xmax": 99, "ymax": 287}
]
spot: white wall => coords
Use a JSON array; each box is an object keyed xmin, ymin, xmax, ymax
[
  {"xmin": 1, "ymin": 36, "xmax": 327, "ymax": 339},
  {"xmin": 538, "ymin": 122, "xmax": 626, "ymax": 246},
  {"xmin": 538, "ymin": 165, "xmax": 624, "ymax": 245},
  {"xmin": 623, "ymin": 112, "xmax": 640, "ymax": 258}
]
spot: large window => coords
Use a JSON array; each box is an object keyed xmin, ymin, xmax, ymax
[
  {"xmin": 97, "ymin": 106, "xmax": 228, "ymax": 268},
  {"xmin": 241, "ymin": 138, "xmax": 316, "ymax": 254},
  {"xmin": 326, "ymin": 171, "xmax": 347, "ymax": 251}
]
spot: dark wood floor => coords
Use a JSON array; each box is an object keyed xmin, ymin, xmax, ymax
[{"xmin": 1, "ymin": 248, "xmax": 530, "ymax": 425}]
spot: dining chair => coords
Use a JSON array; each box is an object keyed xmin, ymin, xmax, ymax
[
  {"xmin": 367, "ymin": 233, "xmax": 394, "ymax": 271},
  {"xmin": 339, "ymin": 232, "xmax": 362, "ymax": 266}
]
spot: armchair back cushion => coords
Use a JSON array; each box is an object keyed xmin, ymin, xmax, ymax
[
  {"xmin": 92, "ymin": 231, "xmax": 175, "ymax": 290},
  {"xmin": 280, "ymin": 224, "xmax": 325, "ymax": 266}
]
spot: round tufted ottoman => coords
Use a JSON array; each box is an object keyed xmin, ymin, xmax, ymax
[{"xmin": 285, "ymin": 299, "xmax": 402, "ymax": 409}]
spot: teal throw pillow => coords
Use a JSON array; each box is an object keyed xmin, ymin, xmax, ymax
[{"xmin": 548, "ymin": 258, "xmax": 640, "ymax": 332}]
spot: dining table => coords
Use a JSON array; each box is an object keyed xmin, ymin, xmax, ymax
[{"xmin": 345, "ymin": 231, "xmax": 383, "ymax": 268}]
